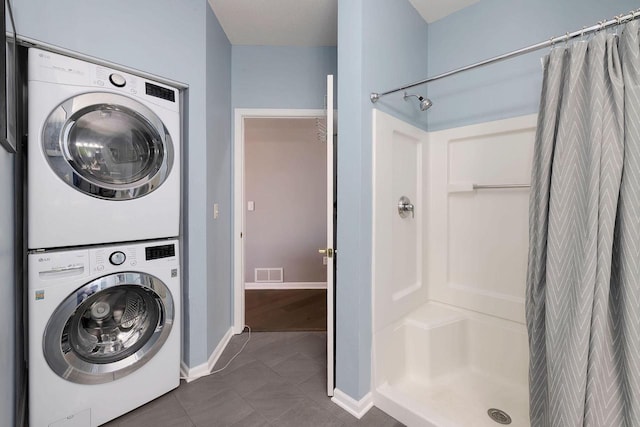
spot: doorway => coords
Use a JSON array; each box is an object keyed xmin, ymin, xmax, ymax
[
  {"xmin": 242, "ymin": 116, "xmax": 328, "ymax": 332},
  {"xmin": 234, "ymin": 83, "xmax": 336, "ymax": 396}
]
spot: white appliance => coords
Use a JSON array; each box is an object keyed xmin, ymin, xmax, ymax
[
  {"xmin": 27, "ymin": 48, "xmax": 181, "ymax": 250},
  {"xmin": 28, "ymin": 239, "xmax": 181, "ymax": 427}
]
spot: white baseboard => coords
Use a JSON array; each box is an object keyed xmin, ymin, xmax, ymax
[
  {"xmin": 180, "ymin": 326, "xmax": 234, "ymax": 382},
  {"xmin": 245, "ymin": 282, "xmax": 327, "ymax": 290},
  {"xmin": 331, "ymin": 389, "xmax": 374, "ymax": 419}
]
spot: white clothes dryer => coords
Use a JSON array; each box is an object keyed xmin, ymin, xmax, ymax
[
  {"xmin": 28, "ymin": 48, "xmax": 181, "ymax": 250},
  {"xmin": 28, "ymin": 239, "xmax": 181, "ymax": 427}
]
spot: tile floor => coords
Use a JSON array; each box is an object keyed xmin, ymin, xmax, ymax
[{"xmin": 103, "ymin": 331, "xmax": 404, "ymax": 427}]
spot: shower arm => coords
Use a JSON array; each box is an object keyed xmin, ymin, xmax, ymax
[{"xmin": 370, "ymin": 8, "xmax": 640, "ymax": 103}]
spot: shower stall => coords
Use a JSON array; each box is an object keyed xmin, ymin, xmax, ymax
[{"xmin": 371, "ymin": 109, "xmax": 536, "ymax": 426}]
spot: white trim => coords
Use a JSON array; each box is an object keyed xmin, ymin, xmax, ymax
[
  {"xmin": 179, "ymin": 327, "xmax": 234, "ymax": 382},
  {"xmin": 234, "ymin": 108, "xmax": 325, "ymax": 335},
  {"xmin": 331, "ymin": 389, "xmax": 374, "ymax": 419},
  {"xmin": 325, "ymin": 75, "xmax": 336, "ymax": 397},
  {"xmin": 245, "ymin": 282, "xmax": 328, "ymax": 290}
]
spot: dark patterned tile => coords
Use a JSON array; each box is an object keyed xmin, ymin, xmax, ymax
[
  {"xmin": 243, "ymin": 381, "xmax": 307, "ymax": 421},
  {"xmin": 270, "ymin": 352, "xmax": 323, "ymax": 384},
  {"xmin": 98, "ymin": 332, "xmax": 403, "ymax": 427},
  {"xmin": 291, "ymin": 332, "xmax": 327, "ymax": 362},
  {"xmin": 115, "ymin": 393, "xmax": 194, "ymax": 427},
  {"xmin": 272, "ymin": 399, "xmax": 345, "ymax": 427},
  {"xmin": 247, "ymin": 333, "xmax": 317, "ymax": 368},
  {"xmin": 174, "ymin": 373, "xmax": 232, "ymax": 412},
  {"xmin": 244, "ymin": 332, "xmax": 308, "ymax": 353},
  {"xmin": 337, "ymin": 406, "xmax": 406, "ymax": 427},
  {"xmin": 229, "ymin": 410, "xmax": 271, "ymax": 427},
  {"xmin": 185, "ymin": 389, "xmax": 254, "ymax": 427},
  {"xmin": 296, "ymin": 373, "xmax": 351, "ymax": 419},
  {"xmin": 220, "ymin": 360, "xmax": 284, "ymax": 396}
]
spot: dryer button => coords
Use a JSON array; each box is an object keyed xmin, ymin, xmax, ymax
[
  {"xmin": 109, "ymin": 73, "xmax": 126, "ymax": 87},
  {"xmin": 109, "ymin": 251, "xmax": 126, "ymax": 265}
]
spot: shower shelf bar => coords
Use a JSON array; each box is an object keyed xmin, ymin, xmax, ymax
[
  {"xmin": 448, "ymin": 183, "xmax": 530, "ymax": 193},
  {"xmin": 370, "ymin": 8, "xmax": 640, "ymax": 103},
  {"xmin": 474, "ymin": 184, "xmax": 530, "ymax": 190}
]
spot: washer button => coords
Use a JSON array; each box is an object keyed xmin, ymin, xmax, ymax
[
  {"xmin": 109, "ymin": 73, "xmax": 126, "ymax": 87},
  {"xmin": 109, "ymin": 251, "xmax": 126, "ymax": 265}
]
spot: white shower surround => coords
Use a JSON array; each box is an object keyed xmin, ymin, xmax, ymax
[{"xmin": 371, "ymin": 110, "xmax": 537, "ymax": 426}]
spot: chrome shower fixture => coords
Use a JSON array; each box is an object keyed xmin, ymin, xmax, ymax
[{"xmin": 403, "ymin": 92, "xmax": 433, "ymax": 111}]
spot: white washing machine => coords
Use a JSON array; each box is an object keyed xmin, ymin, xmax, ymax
[
  {"xmin": 28, "ymin": 239, "xmax": 181, "ymax": 427},
  {"xmin": 28, "ymin": 48, "xmax": 181, "ymax": 250}
]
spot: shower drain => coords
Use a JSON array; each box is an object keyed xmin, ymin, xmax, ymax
[{"xmin": 487, "ymin": 408, "xmax": 512, "ymax": 425}]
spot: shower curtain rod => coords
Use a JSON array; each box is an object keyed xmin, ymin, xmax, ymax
[{"xmin": 370, "ymin": 8, "xmax": 640, "ymax": 104}]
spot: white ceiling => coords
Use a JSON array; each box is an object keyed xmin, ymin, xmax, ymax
[
  {"xmin": 208, "ymin": 0, "xmax": 338, "ymax": 46},
  {"xmin": 208, "ymin": 0, "xmax": 479, "ymax": 46},
  {"xmin": 409, "ymin": 0, "xmax": 479, "ymax": 23}
]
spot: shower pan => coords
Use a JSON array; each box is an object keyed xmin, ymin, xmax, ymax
[{"xmin": 372, "ymin": 110, "xmax": 537, "ymax": 427}]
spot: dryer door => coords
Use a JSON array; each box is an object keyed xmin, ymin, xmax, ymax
[
  {"xmin": 43, "ymin": 272, "xmax": 174, "ymax": 384},
  {"xmin": 42, "ymin": 92, "xmax": 174, "ymax": 200}
]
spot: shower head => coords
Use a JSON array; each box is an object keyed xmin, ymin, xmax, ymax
[
  {"xmin": 404, "ymin": 92, "xmax": 433, "ymax": 111},
  {"xmin": 419, "ymin": 97, "xmax": 433, "ymax": 111}
]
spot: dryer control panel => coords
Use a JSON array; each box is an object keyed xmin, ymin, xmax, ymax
[{"xmin": 28, "ymin": 48, "xmax": 179, "ymax": 112}]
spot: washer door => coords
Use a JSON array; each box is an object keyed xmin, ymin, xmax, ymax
[
  {"xmin": 43, "ymin": 272, "xmax": 174, "ymax": 384},
  {"xmin": 42, "ymin": 92, "xmax": 174, "ymax": 200}
]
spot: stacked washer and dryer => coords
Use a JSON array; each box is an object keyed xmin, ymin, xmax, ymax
[{"xmin": 27, "ymin": 48, "xmax": 182, "ymax": 427}]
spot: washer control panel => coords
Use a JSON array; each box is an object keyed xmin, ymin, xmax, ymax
[
  {"xmin": 145, "ymin": 243, "xmax": 176, "ymax": 260},
  {"xmin": 87, "ymin": 240, "xmax": 177, "ymax": 275},
  {"xmin": 92, "ymin": 246, "xmax": 137, "ymax": 273}
]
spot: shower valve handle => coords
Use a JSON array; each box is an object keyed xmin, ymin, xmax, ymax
[{"xmin": 398, "ymin": 196, "xmax": 414, "ymax": 219}]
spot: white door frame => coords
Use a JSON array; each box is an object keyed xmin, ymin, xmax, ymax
[{"xmin": 233, "ymin": 108, "xmax": 326, "ymax": 334}]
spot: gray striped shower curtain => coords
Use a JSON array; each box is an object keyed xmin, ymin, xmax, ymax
[{"xmin": 527, "ymin": 21, "xmax": 640, "ymax": 427}]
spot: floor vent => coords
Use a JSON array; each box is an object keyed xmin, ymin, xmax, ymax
[{"xmin": 254, "ymin": 268, "xmax": 284, "ymax": 283}]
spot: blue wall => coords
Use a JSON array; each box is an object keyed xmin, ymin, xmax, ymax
[
  {"xmin": 232, "ymin": 46, "xmax": 337, "ymax": 109},
  {"xmin": 0, "ymin": 149, "xmax": 14, "ymax": 427},
  {"xmin": 336, "ymin": 0, "xmax": 428, "ymax": 399},
  {"xmin": 427, "ymin": 0, "xmax": 640, "ymax": 131},
  {"xmin": 13, "ymin": 0, "xmax": 232, "ymax": 369},
  {"xmin": 205, "ymin": 6, "xmax": 233, "ymax": 358}
]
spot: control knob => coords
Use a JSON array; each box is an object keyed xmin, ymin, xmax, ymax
[
  {"xmin": 109, "ymin": 73, "xmax": 126, "ymax": 87},
  {"xmin": 109, "ymin": 251, "xmax": 126, "ymax": 266}
]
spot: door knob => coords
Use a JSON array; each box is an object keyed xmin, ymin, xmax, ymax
[
  {"xmin": 319, "ymin": 248, "xmax": 334, "ymax": 257},
  {"xmin": 398, "ymin": 196, "xmax": 414, "ymax": 219}
]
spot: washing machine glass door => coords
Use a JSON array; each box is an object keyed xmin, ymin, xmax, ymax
[
  {"xmin": 43, "ymin": 272, "xmax": 174, "ymax": 384},
  {"xmin": 42, "ymin": 92, "xmax": 174, "ymax": 200}
]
